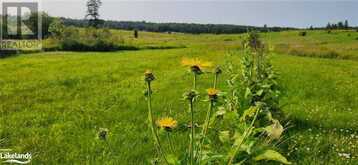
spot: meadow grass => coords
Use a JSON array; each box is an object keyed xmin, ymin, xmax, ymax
[{"xmin": 0, "ymin": 30, "xmax": 357, "ymax": 164}]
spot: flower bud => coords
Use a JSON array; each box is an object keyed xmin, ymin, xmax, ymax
[{"xmin": 144, "ymin": 70, "xmax": 155, "ymax": 82}]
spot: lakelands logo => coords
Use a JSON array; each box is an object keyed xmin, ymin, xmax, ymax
[
  {"xmin": 0, "ymin": 149, "xmax": 32, "ymax": 164},
  {"xmin": 0, "ymin": 0, "xmax": 42, "ymax": 50}
]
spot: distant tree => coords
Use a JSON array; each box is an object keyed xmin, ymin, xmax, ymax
[
  {"xmin": 86, "ymin": 0, "xmax": 103, "ymax": 28},
  {"xmin": 134, "ymin": 29, "xmax": 138, "ymax": 38},
  {"xmin": 332, "ymin": 23, "xmax": 338, "ymax": 29},
  {"xmin": 49, "ymin": 18, "xmax": 65, "ymax": 39},
  {"xmin": 309, "ymin": 25, "xmax": 314, "ymax": 30},
  {"xmin": 326, "ymin": 23, "xmax": 331, "ymax": 29},
  {"xmin": 337, "ymin": 21, "xmax": 344, "ymax": 29},
  {"xmin": 344, "ymin": 20, "xmax": 349, "ymax": 29},
  {"xmin": 263, "ymin": 24, "xmax": 268, "ymax": 32}
]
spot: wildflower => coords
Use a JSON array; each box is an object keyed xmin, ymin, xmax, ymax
[
  {"xmin": 98, "ymin": 128, "xmax": 109, "ymax": 140},
  {"xmin": 190, "ymin": 65, "xmax": 203, "ymax": 75},
  {"xmin": 156, "ymin": 117, "xmax": 178, "ymax": 131},
  {"xmin": 207, "ymin": 88, "xmax": 219, "ymax": 101},
  {"xmin": 181, "ymin": 58, "xmax": 213, "ymax": 75},
  {"xmin": 144, "ymin": 70, "xmax": 155, "ymax": 82},
  {"xmin": 183, "ymin": 90, "xmax": 198, "ymax": 101},
  {"xmin": 214, "ymin": 66, "xmax": 222, "ymax": 75}
]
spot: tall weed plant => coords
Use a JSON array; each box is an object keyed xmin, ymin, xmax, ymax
[{"xmin": 143, "ymin": 32, "xmax": 290, "ymax": 164}]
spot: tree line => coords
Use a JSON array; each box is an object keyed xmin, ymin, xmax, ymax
[
  {"xmin": 61, "ymin": 18, "xmax": 294, "ymax": 34},
  {"xmin": 326, "ymin": 20, "xmax": 350, "ymax": 30}
]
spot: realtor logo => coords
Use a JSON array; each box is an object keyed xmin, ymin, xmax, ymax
[
  {"xmin": 0, "ymin": 0, "xmax": 42, "ymax": 50},
  {"xmin": 0, "ymin": 149, "xmax": 32, "ymax": 164}
]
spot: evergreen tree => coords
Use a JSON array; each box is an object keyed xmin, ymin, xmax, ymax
[
  {"xmin": 337, "ymin": 21, "xmax": 344, "ymax": 29},
  {"xmin": 344, "ymin": 20, "xmax": 349, "ymax": 29},
  {"xmin": 326, "ymin": 23, "xmax": 331, "ymax": 29},
  {"xmin": 263, "ymin": 24, "xmax": 268, "ymax": 32},
  {"xmin": 86, "ymin": 0, "xmax": 102, "ymax": 28}
]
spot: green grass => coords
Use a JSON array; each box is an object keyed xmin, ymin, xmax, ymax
[
  {"xmin": 0, "ymin": 30, "xmax": 357, "ymax": 164},
  {"xmin": 263, "ymin": 30, "xmax": 358, "ymax": 60}
]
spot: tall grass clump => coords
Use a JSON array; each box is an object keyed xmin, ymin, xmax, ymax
[
  {"xmin": 58, "ymin": 27, "xmax": 120, "ymax": 51},
  {"xmin": 298, "ymin": 31, "xmax": 307, "ymax": 36},
  {"xmin": 45, "ymin": 20, "xmax": 136, "ymax": 51},
  {"xmin": 142, "ymin": 32, "xmax": 290, "ymax": 164}
]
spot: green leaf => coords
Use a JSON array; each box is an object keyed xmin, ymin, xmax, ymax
[
  {"xmin": 166, "ymin": 154, "xmax": 179, "ymax": 165},
  {"xmin": 200, "ymin": 151, "xmax": 225, "ymax": 164},
  {"xmin": 215, "ymin": 107, "xmax": 226, "ymax": 117},
  {"xmin": 240, "ymin": 106, "xmax": 258, "ymax": 121},
  {"xmin": 219, "ymin": 131, "xmax": 230, "ymax": 143},
  {"xmin": 254, "ymin": 150, "xmax": 291, "ymax": 164},
  {"xmin": 233, "ymin": 132, "xmax": 244, "ymax": 146},
  {"xmin": 256, "ymin": 89, "xmax": 264, "ymax": 96},
  {"xmin": 224, "ymin": 111, "xmax": 240, "ymax": 123},
  {"xmin": 240, "ymin": 140, "xmax": 255, "ymax": 154},
  {"xmin": 244, "ymin": 87, "xmax": 252, "ymax": 98}
]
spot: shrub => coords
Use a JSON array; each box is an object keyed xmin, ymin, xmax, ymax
[
  {"xmin": 134, "ymin": 29, "xmax": 138, "ymax": 38},
  {"xmin": 42, "ymin": 37, "xmax": 61, "ymax": 51},
  {"xmin": 298, "ymin": 31, "xmax": 307, "ymax": 36},
  {"xmin": 49, "ymin": 18, "xmax": 65, "ymax": 39},
  {"xmin": 49, "ymin": 27, "xmax": 123, "ymax": 51}
]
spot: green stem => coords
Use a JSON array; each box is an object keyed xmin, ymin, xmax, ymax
[
  {"xmin": 202, "ymin": 100, "xmax": 213, "ymax": 137},
  {"xmin": 147, "ymin": 82, "xmax": 169, "ymax": 164},
  {"xmin": 227, "ymin": 108, "xmax": 260, "ymax": 165},
  {"xmin": 197, "ymin": 99, "xmax": 214, "ymax": 164},
  {"xmin": 193, "ymin": 73, "xmax": 197, "ymax": 90},
  {"xmin": 189, "ymin": 99, "xmax": 195, "ymax": 165},
  {"xmin": 213, "ymin": 74, "xmax": 218, "ymax": 89},
  {"xmin": 167, "ymin": 132, "xmax": 175, "ymax": 154}
]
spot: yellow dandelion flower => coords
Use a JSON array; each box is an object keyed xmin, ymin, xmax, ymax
[
  {"xmin": 207, "ymin": 88, "xmax": 219, "ymax": 101},
  {"xmin": 144, "ymin": 70, "xmax": 155, "ymax": 82},
  {"xmin": 181, "ymin": 58, "xmax": 213, "ymax": 75},
  {"xmin": 145, "ymin": 70, "xmax": 152, "ymax": 75},
  {"xmin": 181, "ymin": 58, "xmax": 213, "ymax": 70},
  {"xmin": 181, "ymin": 58, "xmax": 213, "ymax": 68},
  {"xmin": 207, "ymin": 88, "xmax": 219, "ymax": 96},
  {"xmin": 156, "ymin": 117, "xmax": 178, "ymax": 130}
]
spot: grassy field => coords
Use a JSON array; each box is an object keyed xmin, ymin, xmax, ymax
[{"xmin": 0, "ymin": 30, "xmax": 357, "ymax": 164}]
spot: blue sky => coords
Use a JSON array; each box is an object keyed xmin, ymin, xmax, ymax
[{"xmin": 42, "ymin": 0, "xmax": 358, "ymax": 28}]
